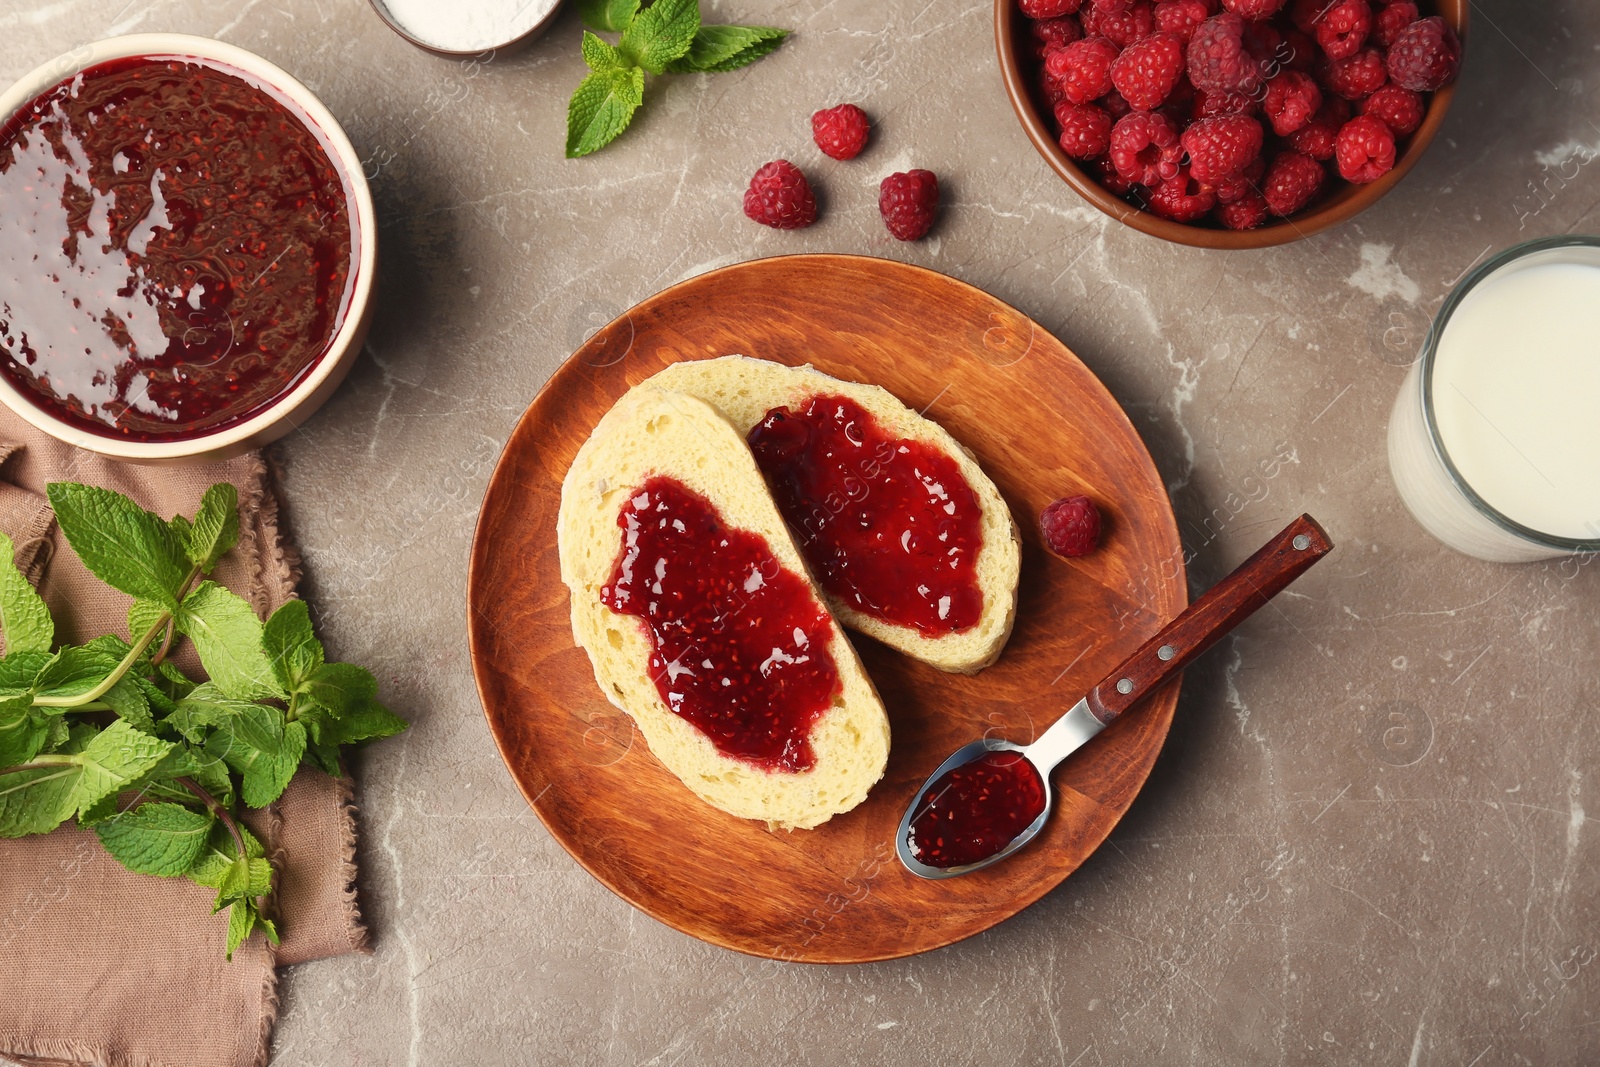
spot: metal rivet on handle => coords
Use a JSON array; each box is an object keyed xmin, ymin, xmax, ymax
[
  {"xmin": 1158, "ymin": 644, "xmax": 1176, "ymax": 661},
  {"xmin": 1116, "ymin": 678, "xmax": 1133, "ymax": 695},
  {"xmin": 1293, "ymin": 534, "xmax": 1311, "ymax": 550}
]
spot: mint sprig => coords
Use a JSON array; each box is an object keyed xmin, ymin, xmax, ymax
[
  {"xmin": 0, "ymin": 482, "xmax": 405, "ymax": 959},
  {"xmin": 566, "ymin": 0, "xmax": 789, "ymax": 158}
]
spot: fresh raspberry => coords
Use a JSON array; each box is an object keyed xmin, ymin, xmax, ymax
[
  {"xmin": 1262, "ymin": 70, "xmax": 1321, "ymax": 135},
  {"xmin": 1084, "ymin": 1, "xmax": 1157, "ymax": 47},
  {"xmin": 1373, "ymin": 1, "xmax": 1418, "ymax": 47},
  {"xmin": 1360, "ymin": 84, "xmax": 1424, "ymax": 136},
  {"xmin": 743, "ymin": 161, "xmax": 817, "ymax": 229},
  {"xmin": 1110, "ymin": 31, "xmax": 1187, "ymax": 109},
  {"xmin": 1109, "ymin": 110, "xmax": 1183, "ymax": 184},
  {"xmin": 1211, "ymin": 155, "xmax": 1264, "ymax": 201},
  {"xmin": 1192, "ymin": 87, "xmax": 1259, "ymax": 118},
  {"xmin": 1215, "ymin": 190, "xmax": 1269, "ymax": 228},
  {"xmin": 878, "ymin": 170, "xmax": 939, "ymax": 240},
  {"xmin": 1020, "ymin": 0, "xmax": 1083, "ymax": 17},
  {"xmin": 1261, "ymin": 149, "xmax": 1324, "ymax": 215},
  {"xmin": 1041, "ymin": 495, "xmax": 1102, "ymax": 556},
  {"xmin": 1048, "ymin": 36, "xmax": 1122, "ymax": 104},
  {"xmin": 1188, "ymin": 14, "xmax": 1263, "ymax": 94},
  {"xmin": 1180, "ymin": 113, "xmax": 1262, "ymax": 182},
  {"xmin": 811, "ymin": 104, "xmax": 870, "ymax": 161},
  {"xmin": 1091, "ymin": 155, "xmax": 1137, "ymax": 194},
  {"xmin": 1313, "ymin": 0, "xmax": 1371, "ymax": 60},
  {"xmin": 1326, "ymin": 47, "xmax": 1387, "ymax": 99},
  {"xmin": 1335, "ymin": 113, "xmax": 1396, "ymax": 182},
  {"xmin": 1102, "ymin": 88, "xmax": 1134, "ymax": 118},
  {"xmin": 1288, "ymin": 0, "xmax": 1322, "ymax": 33},
  {"xmin": 1154, "ymin": 0, "xmax": 1213, "ymax": 43},
  {"xmin": 1287, "ymin": 95, "xmax": 1349, "ymax": 158},
  {"xmin": 1029, "ymin": 14, "xmax": 1085, "ymax": 59},
  {"xmin": 1146, "ymin": 165, "xmax": 1216, "ymax": 220},
  {"xmin": 1221, "ymin": 0, "xmax": 1286, "ymax": 20},
  {"xmin": 1056, "ymin": 102, "xmax": 1114, "ymax": 158},
  {"xmin": 1387, "ymin": 16, "xmax": 1461, "ymax": 91},
  {"xmin": 1090, "ymin": 0, "xmax": 1131, "ymax": 11}
]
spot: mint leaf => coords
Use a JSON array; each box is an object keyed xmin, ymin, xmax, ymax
[
  {"xmin": 0, "ymin": 651, "xmax": 51, "ymax": 699},
  {"xmin": 329, "ymin": 700, "xmax": 408, "ymax": 746},
  {"xmin": 578, "ymin": 0, "xmax": 638, "ymax": 32},
  {"xmin": 0, "ymin": 762, "xmax": 79, "ymax": 836},
  {"xmin": 0, "ymin": 695, "xmax": 47, "ymax": 768},
  {"xmin": 203, "ymin": 703, "xmax": 305, "ymax": 808},
  {"xmin": 175, "ymin": 582, "xmax": 284, "ymax": 702},
  {"xmin": 215, "ymin": 854, "xmax": 252, "ymax": 909},
  {"xmin": 168, "ymin": 683, "xmax": 257, "ymax": 743},
  {"xmin": 225, "ymin": 899, "xmax": 255, "ymax": 958},
  {"xmin": 67, "ymin": 720, "xmax": 175, "ymax": 820},
  {"xmin": 582, "ymin": 30, "xmax": 628, "ymax": 72},
  {"xmin": 664, "ymin": 25, "xmax": 788, "ymax": 73},
  {"xmin": 263, "ymin": 600, "xmax": 324, "ymax": 694},
  {"xmin": 35, "ymin": 646, "xmax": 119, "ymax": 702},
  {"xmin": 0, "ymin": 531, "xmax": 52, "ymax": 655},
  {"xmin": 183, "ymin": 484, "xmax": 240, "ymax": 572},
  {"xmin": 187, "ymin": 820, "xmax": 265, "ymax": 882},
  {"xmin": 129, "ymin": 598, "xmax": 168, "ymax": 643},
  {"xmin": 619, "ymin": 0, "xmax": 699, "ymax": 73},
  {"xmin": 566, "ymin": 68, "xmax": 646, "ymax": 158},
  {"xmin": 301, "ymin": 662, "xmax": 378, "ymax": 716},
  {"xmin": 46, "ymin": 484, "xmax": 190, "ymax": 611},
  {"xmin": 95, "ymin": 801, "xmax": 213, "ymax": 876}
]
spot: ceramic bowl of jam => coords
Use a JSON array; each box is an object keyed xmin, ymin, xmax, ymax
[{"xmin": 0, "ymin": 33, "xmax": 376, "ymax": 462}]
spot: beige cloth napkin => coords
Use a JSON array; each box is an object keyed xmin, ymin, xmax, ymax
[{"xmin": 0, "ymin": 412, "xmax": 367, "ymax": 1067}]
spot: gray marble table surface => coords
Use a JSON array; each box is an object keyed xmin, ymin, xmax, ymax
[{"xmin": 5, "ymin": 0, "xmax": 1599, "ymax": 1063}]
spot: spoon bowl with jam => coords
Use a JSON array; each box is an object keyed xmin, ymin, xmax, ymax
[{"xmin": 898, "ymin": 515, "xmax": 1333, "ymax": 879}]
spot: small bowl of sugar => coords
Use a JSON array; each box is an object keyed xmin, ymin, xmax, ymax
[{"xmin": 369, "ymin": 0, "xmax": 565, "ymax": 56}]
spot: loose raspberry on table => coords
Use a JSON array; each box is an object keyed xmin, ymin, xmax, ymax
[
  {"xmin": 1029, "ymin": 14, "xmax": 1085, "ymax": 58},
  {"xmin": 743, "ymin": 161, "xmax": 817, "ymax": 229},
  {"xmin": 1387, "ymin": 15, "xmax": 1460, "ymax": 91},
  {"xmin": 1261, "ymin": 149, "xmax": 1324, "ymax": 215},
  {"xmin": 1287, "ymin": 95, "xmax": 1349, "ymax": 158},
  {"xmin": 1215, "ymin": 190, "xmax": 1269, "ymax": 229},
  {"xmin": 879, "ymin": 169, "xmax": 939, "ymax": 240},
  {"xmin": 1020, "ymin": 0, "xmax": 1084, "ymax": 17},
  {"xmin": 1056, "ymin": 102, "xmax": 1114, "ymax": 158},
  {"xmin": 1335, "ymin": 113, "xmax": 1396, "ymax": 182},
  {"xmin": 1373, "ymin": 1, "xmax": 1419, "ymax": 48},
  {"xmin": 1110, "ymin": 31, "xmax": 1188, "ymax": 109},
  {"xmin": 1181, "ymin": 113, "xmax": 1263, "ymax": 182},
  {"xmin": 1146, "ymin": 165, "xmax": 1217, "ymax": 221},
  {"xmin": 1154, "ymin": 0, "xmax": 1214, "ymax": 43},
  {"xmin": 1360, "ymin": 84, "xmax": 1424, "ymax": 136},
  {"xmin": 1211, "ymin": 155, "xmax": 1264, "ymax": 201},
  {"xmin": 1109, "ymin": 109, "xmax": 1183, "ymax": 184},
  {"xmin": 1188, "ymin": 13, "xmax": 1263, "ymax": 94},
  {"xmin": 1263, "ymin": 69, "xmax": 1321, "ymax": 134},
  {"xmin": 1041, "ymin": 495, "xmax": 1102, "ymax": 557},
  {"xmin": 1192, "ymin": 87, "xmax": 1259, "ymax": 118},
  {"xmin": 1221, "ymin": 0, "xmax": 1286, "ymax": 21},
  {"xmin": 1326, "ymin": 47, "xmax": 1388, "ymax": 99},
  {"xmin": 1313, "ymin": 0, "xmax": 1371, "ymax": 61},
  {"xmin": 811, "ymin": 104, "xmax": 871, "ymax": 161},
  {"xmin": 1085, "ymin": 1, "xmax": 1157, "ymax": 47},
  {"xmin": 1048, "ymin": 36, "xmax": 1122, "ymax": 104}
]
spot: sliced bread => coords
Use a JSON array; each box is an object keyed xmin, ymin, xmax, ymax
[
  {"xmin": 558, "ymin": 387, "xmax": 891, "ymax": 830},
  {"xmin": 641, "ymin": 356, "xmax": 1021, "ymax": 674}
]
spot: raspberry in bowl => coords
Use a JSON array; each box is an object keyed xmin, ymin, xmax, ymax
[{"xmin": 995, "ymin": 0, "xmax": 1466, "ymax": 247}]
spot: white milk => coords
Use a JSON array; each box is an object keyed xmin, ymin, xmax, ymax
[{"xmin": 1388, "ymin": 242, "xmax": 1600, "ymax": 560}]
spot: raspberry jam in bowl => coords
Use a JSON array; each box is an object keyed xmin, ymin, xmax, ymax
[{"xmin": 0, "ymin": 34, "xmax": 376, "ymax": 461}]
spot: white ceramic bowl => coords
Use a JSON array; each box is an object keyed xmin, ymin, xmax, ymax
[{"xmin": 0, "ymin": 33, "xmax": 377, "ymax": 463}]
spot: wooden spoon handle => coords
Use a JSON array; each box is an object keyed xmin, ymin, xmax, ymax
[{"xmin": 1085, "ymin": 514, "xmax": 1333, "ymax": 726}]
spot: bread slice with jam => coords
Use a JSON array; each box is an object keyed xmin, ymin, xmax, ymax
[
  {"xmin": 643, "ymin": 356, "xmax": 1021, "ymax": 674},
  {"xmin": 558, "ymin": 388, "xmax": 890, "ymax": 830}
]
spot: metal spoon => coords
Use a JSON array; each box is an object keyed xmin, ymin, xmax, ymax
[{"xmin": 897, "ymin": 514, "xmax": 1333, "ymax": 879}]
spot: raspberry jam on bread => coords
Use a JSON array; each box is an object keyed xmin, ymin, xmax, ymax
[
  {"xmin": 906, "ymin": 749, "xmax": 1046, "ymax": 869},
  {"xmin": 748, "ymin": 395, "xmax": 984, "ymax": 637},
  {"xmin": 600, "ymin": 475, "xmax": 840, "ymax": 773}
]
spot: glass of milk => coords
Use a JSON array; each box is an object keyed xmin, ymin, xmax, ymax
[{"xmin": 1388, "ymin": 236, "xmax": 1600, "ymax": 562}]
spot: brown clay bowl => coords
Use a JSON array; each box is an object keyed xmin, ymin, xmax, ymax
[{"xmin": 994, "ymin": 1, "xmax": 1467, "ymax": 248}]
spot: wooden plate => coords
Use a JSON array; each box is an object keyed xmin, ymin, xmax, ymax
[{"xmin": 468, "ymin": 254, "xmax": 1186, "ymax": 963}]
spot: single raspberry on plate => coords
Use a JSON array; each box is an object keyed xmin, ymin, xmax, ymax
[
  {"xmin": 1360, "ymin": 84, "xmax": 1424, "ymax": 136},
  {"xmin": 1261, "ymin": 150, "xmax": 1324, "ymax": 215},
  {"xmin": 1048, "ymin": 36, "xmax": 1122, "ymax": 104},
  {"xmin": 1029, "ymin": 14, "xmax": 1085, "ymax": 58},
  {"xmin": 1188, "ymin": 13, "xmax": 1263, "ymax": 94},
  {"xmin": 1056, "ymin": 102, "xmax": 1114, "ymax": 158},
  {"xmin": 1192, "ymin": 87, "xmax": 1259, "ymax": 118},
  {"xmin": 1147, "ymin": 165, "xmax": 1217, "ymax": 221},
  {"xmin": 1313, "ymin": 0, "xmax": 1371, "ymax": 61},
  {"xmin": 1154, "ymin": 0, "xmax": 1213, "ymax": 43},
  {"xmin": 743, "ymin": 160, "xmax": 817, "ymax": 229},
  {"xmin": 1262, "ymin": 70, "xmax": 1321, "ymax": 134},
  {"xmin": 1211, "ymin": 155, "xmax": 1264, "ymax": 202},
  {"xmin": 1109, "ymin": 109, "xmax": 1183, "ymax": 184},
  {"xmin": 1326, "ymin": 47, "xmax": 1388, "ymax": 99},
  {"xmin": 1335, "ymin": 113, "xmax": 1396, "ymax": 182},
  {"xmin": 1220, "ymin": 0, "xmax": 1286, "ymax": 20},
  {"xmin": 1020, "ymin": 0, "xmax": 1083, "ymax": 17},
  {"xmin": 1373, "ymin": 1, "xmax": 1418, "ymax": 47},
  {"xmin": 1287, "ymin": 95, "xmax": 1350, "ymax": 158},
  {"xmin": 1387, "ymin": 16, "xmax": 1461, "ymax": 91},
  {"xmin": 1215, "ymin": 190, "xmax": 1269, "ymax": 229},
  {"xmin": 1085, "ymin": 1, "xmax": 1157, "ymax": 47},
  {"xmin": 1041, "ymin": 495, "xmax": 1102, "ymax": 557},
  {"xmin": 1181, "ymin": 112, "xmax": 1263, "ymax": 182},
  {"xmin": 811, "ymin": 104, "xmax": 870, "ymax": 161},
  {"xmin": 879, "ymin": 169, "xmax": 939, "ymax": 240},
  {"xmin": 1110, "ymin": 31, "xmax": 1187, "ymax": 109}
]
